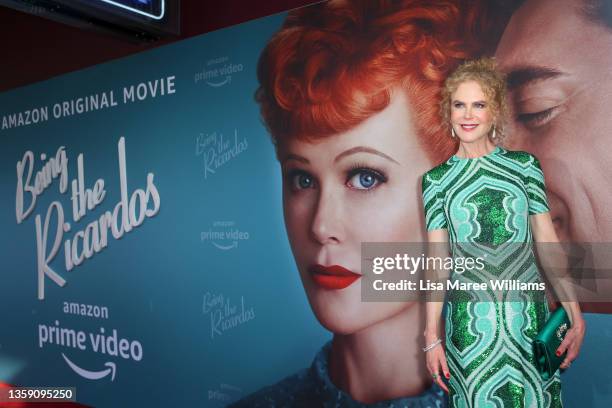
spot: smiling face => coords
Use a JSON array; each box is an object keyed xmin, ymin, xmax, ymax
[
  {"xmin": 450, "ymin": 80, "xmax": 495, "ymax": 144},
  {"xmin": 496, "ymin": 0, "xmax": 612, "ymax": 243},
  {"xmin": 277, "ymin": 89, "xmax": 432, "ymax": 334}
]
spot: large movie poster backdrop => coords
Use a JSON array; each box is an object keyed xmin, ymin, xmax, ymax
[{"xmin": 0, "ymin": 1, "xmax": 611, "ymax": 407}]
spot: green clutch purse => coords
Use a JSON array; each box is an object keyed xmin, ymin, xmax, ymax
[{"xmin": 533, "ymin": 307, "xmax": 571, "ymax": 380}]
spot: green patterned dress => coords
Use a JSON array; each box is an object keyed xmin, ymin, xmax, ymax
[{"xmin": 421, "ymin": 146, "xmax": 563, "ymax": 407}]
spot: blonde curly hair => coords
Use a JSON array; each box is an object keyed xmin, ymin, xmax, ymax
[{"xmin": 440, "ymin": 57, "xmax": 509, "ymax": 144}]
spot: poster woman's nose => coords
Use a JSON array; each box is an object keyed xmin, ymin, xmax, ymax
[{"xmin": 310, "ymin": 188, "xmax": 344, "ymax": 245}]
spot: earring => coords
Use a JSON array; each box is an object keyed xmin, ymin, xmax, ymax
[
  {"xmin": 451, "ymin": 127, "xmax": 456, "ymax": 138},
  {"xmin": 491, "ymin": 125, "xmax": 497, "ymax": 139}
]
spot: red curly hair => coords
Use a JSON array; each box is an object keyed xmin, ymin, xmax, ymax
[{"xmin": 256, "ymin": 0, "xmax": 506, "ymax": 163}]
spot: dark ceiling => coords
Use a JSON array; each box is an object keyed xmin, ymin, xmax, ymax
[{"xmin": 0, "ymin": 0, "xmax": 317, "ymax": 93}]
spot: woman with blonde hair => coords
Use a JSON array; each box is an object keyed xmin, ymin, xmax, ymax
[{"xmin": 421, "ymin": 57, "xmax": 586, "ymax": 407}]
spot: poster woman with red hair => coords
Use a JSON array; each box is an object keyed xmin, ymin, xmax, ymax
[{"xmin": 229, "ymin": 1, "xmax": 502, "ymax": 406}]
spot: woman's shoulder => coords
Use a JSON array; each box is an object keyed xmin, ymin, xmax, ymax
[
  {"xmin": 423, "ymin": 160, "xmax": 454, "ymax": 182},
  {"xmin": 498, "ymin": 147, "xmax": 539, "ymax": 164},
  {"xmin": 226, "ymin": 367, "xmax": 319, "ymax": 408}
]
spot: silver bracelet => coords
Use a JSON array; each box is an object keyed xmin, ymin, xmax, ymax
[{"xmin": 423, "ymin": 338, "xmax": 442, "ymax": 352}]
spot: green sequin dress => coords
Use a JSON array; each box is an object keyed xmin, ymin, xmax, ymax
[{"xmin": 421, "ymin": 146, "xmax": 563, "ymax": 407}]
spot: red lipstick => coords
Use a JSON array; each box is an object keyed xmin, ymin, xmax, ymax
[
  {"xmin": 309, "ymin": 264, "xmax": 361, "ymax": 290},
  {"xmin": 460, "ymin": 124, "xmax": 479, "ymax": 132}
]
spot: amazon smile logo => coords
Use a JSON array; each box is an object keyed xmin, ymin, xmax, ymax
[
  {"xmin": 38, "ymin": 321, "xmax": 143, "ymax": 381},
  {"xmin": 62, "ymin": 354, "xmax": 116, "ymax": 381},
  {"xmin": 201, "ymin": 220, "xmax": 249, "ymax": 251},
  {"xmin": 194, "ymin": 56, "xmax": 244, "ymax": 88}
]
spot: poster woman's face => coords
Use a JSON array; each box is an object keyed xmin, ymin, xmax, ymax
[{"xmin": 277, "ymin": 90, "xmax": 433, "ymax": 334}]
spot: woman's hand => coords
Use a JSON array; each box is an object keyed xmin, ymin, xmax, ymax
[
  {"xmin": 530, "ymin": 213, "xmax": 587, "ymax": 371},
  {"xmin": 424, "ymin": 336, "xmax": 450, "ymax": 393},
  {"xmin": 556, "ymin": 312, "xmax": 586, "ymax": 370},
  {"xmin": 423, "ymin": 228, "xmax": 451, "ymax": 393}
]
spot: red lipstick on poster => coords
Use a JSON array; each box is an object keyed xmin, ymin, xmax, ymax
[{"xmin": 309, "ymin": 264, "xmax": 361, "ymax": 290}]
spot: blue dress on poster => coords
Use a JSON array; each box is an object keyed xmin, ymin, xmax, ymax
[{"xmin": 227, "ymin": 340, "xmax": 447, "ymax": 408}]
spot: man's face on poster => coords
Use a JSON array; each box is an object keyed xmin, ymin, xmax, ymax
[{"xmin": 495, "ymin": 0, "xmax": 612, "ymax": 245}]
